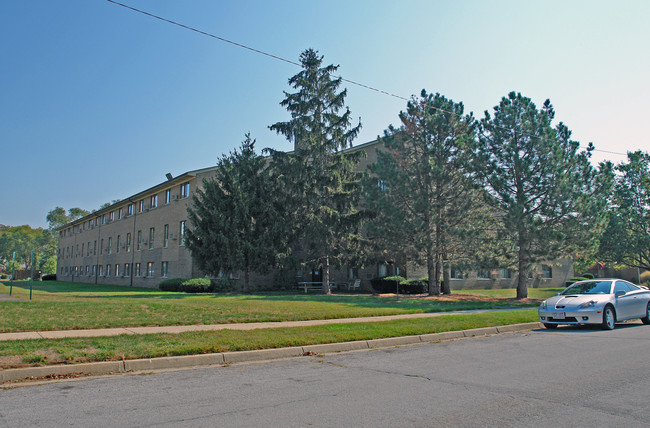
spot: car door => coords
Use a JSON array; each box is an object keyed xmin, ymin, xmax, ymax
[
  {"xmin": 622, "ymin": 282, "xmax": 649, "ymax": 317},
  {"xmin": 613, "ymin": 281, "xmax": 636, "ymax": 320}
]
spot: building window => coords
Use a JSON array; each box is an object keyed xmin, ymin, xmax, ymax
[
  {"xmin": 127, "ymin": 204, "xmax": 133, "ymax": 216},
  {"xmin": 161, "ymin": 261, "xmax": 168, "ymax": 278},
  {"xmin": 115, "ymin": 264, "xmax": 119, "ymax": 277},
  {"xmin": 102, "ymin": 214, "xmax": 106, "ymax": 224},
  {"xmin": 450, "ymin": 267, "xmax": 464, "ymax": 279},
  {"xmin": 147, "ymin": 262, "xmax": 154, "ymax": 278},
  {"xmin": 118, "ymin": 207, "xmax": 123, "ymax": 219},
  {"xmin": 500, "ymin": 268, "xmax": 512, "ymax": 279},
  {"xmin": 126, "ymin": 233, "xmax": 131, "ymax": 253},
  {"xmin": 477, "ymin": 269, "xmax": 490, "ymax": 279},
  {"xmin": 106, "ymin": 264, "xmax": 111, "ymax": 277},
  {"xmin": 87, "ymin": 242, "xmax": 91, "ymax": 256},
  {"xmin": 137, "ymin": 230, "xmax": 142, "ymax": 251},
  {"xmin": 165, "ymin": 189, "xmax": 171, "ymax": 204},
  {"xmin": 108, "ymin": 237, "xmax": 112, "ymax": 254},
  {"xmin": 541, "ymin": 265, "xmax": 553, "ymax": 279},
  {"xmin": 150, "ymin": 195, "xmax": 158, "ymax": 208},
  {"xmin": 81, "ymin": 243, "xmax": 84, "ymax": 257},
  {"xmin": 378, "ymin": 264, "xmax": 387, "ymax": 277},
  {"xmin": 149, "ymin": 227, "xmax": 155, "ymax": 250},
  {"xmin": 124, "ymin": 263, "xmax": 131, "ymax": 277},
  {"xmin": 163, "ymin": 224, "xmax": 169, "ymax": 248},
  {"xmin": 135, "ymin": 263, "xmax": 141, "ymax": 277},
  {"xmin": 139, "ymin": 200, "xmax": 144, "ymax": 213},
  {"xmin": 181, "ymin": 182, "xmax": 190, "ymax": 198},
  {"xmin": 109, "ymin": 211, "xmax": 114, "ymax": 222},
  {"xmin": 116, "ymin": 235, "xmax": 121, "ymax": 253},
  {"xmin": 99, "ymin": 265, "xmax": 104, "ymax": 277},
  {"xmin": 180, "ymin": 221, "xmax": 186, "ymax": 246},
  {"xmin": 92, "ymin": 265, "xmax": 97, "ymax": 276},
  {"xmin": 100, "ymin": 239, "xmax": 104, "ymax": 255}
]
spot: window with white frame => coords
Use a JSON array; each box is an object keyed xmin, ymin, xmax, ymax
[
  {"xmin": 161, "ymin": 261, "xmax": 168, "ymax": 278},
  {"xmin": 180, "ymin": 221, "xmax": 186, "ymax": 245},
  {"xmin": 149, "ymin": 227, "xmax": 154, "ymax": 250},
  {"xmin": 180, "ymin": 183, "xmax": 190, "ymax": 198},
  {"xmin": 150, "ymin": 194, "xmax": 158, "ymax": 208},
  {"xmin": 165, "ymin": 189, "xmax": 171, "ymax": 204},
  {"xmin": 147, "ymin": 262, "xmax": 154, "ymax": 277},
  {"xmin": 163, "ymin": 224, "xmax": 169, "ymax": 248},
  {"xmin": 541, "ymin": 265, "xmax": 553, "ymax": 278}
]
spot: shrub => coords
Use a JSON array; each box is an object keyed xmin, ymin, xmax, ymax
[
  {"xmin": 401, "ymin": 278, "xmax": 428, "ymax": 294},
  {"xmin": 581, "ymin": 273, "xmax": 595, "ymax": 279},
  {"xmin": 565, "ymin": 277, "xmax": 588, "ymax": 287},
  {"xmin": 41, "ymin": 274, "xmax": 57, "ymax": 281},
  {"xmin": 640, "ymin": 270, "xmax": 650, "ymax": 286},
  {"xmin": 0, "ymin": 274, "xmax": 7, "ymax": 279},
  {"xmin": 370, "ymin": 276, "xmax": 406, "ymax": 293},
  {"xmin": 159, "ymin": 278, "xmax": 185, "ymax": 292},
  {"xmin": 210, "ymin": 277, "xmax": 236, "ymax": 292},
  {"xmin": 180, "ymin": 278, "xmax": 212, "ymax": 293}
]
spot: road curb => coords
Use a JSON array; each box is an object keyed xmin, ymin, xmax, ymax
[{"xmin": 0, "ymin": 322, "xmax": 542, "ymax": 384}]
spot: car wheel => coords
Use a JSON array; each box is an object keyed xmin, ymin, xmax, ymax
[
  {"xmin": 543, "ymin": 323, "xmax": 558, "ymax": 329},
  {"xmin": 601, "ymin": 305, "xmax": 616, "ymax": 330},
  {"xmin": 641, "ymin": 302, "xmax": 650, "ymax": 325}
]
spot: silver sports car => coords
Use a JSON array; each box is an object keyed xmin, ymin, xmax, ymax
[{"xmin": 538, "ymin": 279, "xmax": 650, "ymax": 330}]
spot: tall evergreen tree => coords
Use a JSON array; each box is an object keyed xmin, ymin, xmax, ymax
[
  {"xmin": 364, "ymin": 90, "xmax": 481, "ymax": 295},
  {"xmin": 598, "ymin": 151, "xmax": 650, "ymax": 271},
  {"xmin": 268, "ymin": 48, "xmax": 364, "ymax": 294},
  {"xmin": 186, "ymin": 135, "xmax": 286, "ymax": 292},
  {"xmin": 476, "ymin": 92, "xmax": 601, "ymax": 299}
]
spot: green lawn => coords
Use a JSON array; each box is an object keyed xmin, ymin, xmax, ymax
[
  {"xmin": 0, "ymin": 280, "xmax": 551, "ymax": 333},
  {"xmin": 0, "ymin": 310, "xmax": 537, "ymax": 369}
]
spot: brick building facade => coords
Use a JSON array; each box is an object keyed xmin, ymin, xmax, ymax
[{"xmin": 56, "ymin": 140, "xmax": 573, "ymax": 290}]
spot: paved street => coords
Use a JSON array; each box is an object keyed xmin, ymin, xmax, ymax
[{"xmin": 1, "ymin": 323, "xmax": 649, "ymax": 427}]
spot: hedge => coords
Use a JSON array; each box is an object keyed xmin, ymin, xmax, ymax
[{"xmin": 370, "ymin": 276, "xmax": 430, "ymax": 294}]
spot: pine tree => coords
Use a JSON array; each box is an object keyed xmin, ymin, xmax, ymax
[
  {"xmin": 268, "ymin": 49, "xmax": 363, "ymax": 294},
  {"xmin": 186, "ymin": 134, "xmax": 285, "ymax": 292},
  {"xmin": 476, "ymin": 92, "xmax": 601, "ymax": 299},
  {"xmin": 364, "ymin": 90, "xmax": 480, "ymax": 295}
]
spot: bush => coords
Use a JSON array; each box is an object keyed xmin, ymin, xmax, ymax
[
  {"xmin": 370, "ymin": 276, "xmax": 406, "ymax": 293},
  {"xmin": 211, "ymin": 277, "xmax": 235, "ymax": 292},
  {"xmin": 581, "ymin": 273, "xmax": 595, "ymax": 279},
  {"xmin": 565, "ymin": 277, "xmax": 588, "ymax": 287},
  {"xmin": 159, "ymin": 278, "xmax": 185, "ymax": 292},
  {"xmin": 0, "ymin": 274, "xmax": 7, "ymax": 279},
  {"xmin": 640, "ymin": 270, "xmax": 650, "ymax": 286},
  {"xmin": 401, "ymin": 278, "xmax": 429, "ymax": 294},
  {"xmin": 41, "ymin": 274, "xmax": 57, "ymax": 281},
  {"xmin": 180, "ymin": 278, "xmax": 212, "ymax": 293}
]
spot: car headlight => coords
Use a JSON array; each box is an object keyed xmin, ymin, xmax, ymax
[
  {"xmin": 540, "ymin": 301, "xmax": 547, "ymax": 309},
  {"xmin": 579, "ymin": 300, "xmax": 597, "ymax": 309}
]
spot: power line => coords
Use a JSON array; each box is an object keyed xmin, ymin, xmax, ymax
[{"xmin": 106, "ymin": 0, "xmax": 629, "ymax": 157}]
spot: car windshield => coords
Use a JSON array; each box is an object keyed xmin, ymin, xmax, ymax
[{"xmin": 562, "ymin": 281, "xmax": 612, "ymax": 295}]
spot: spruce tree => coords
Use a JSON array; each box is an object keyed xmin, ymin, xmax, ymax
[
  {"xmin": 476, "ymin": 92, "xmax": 601, "ymax": 299},
  {"xmin": 268, "ymin": 48, "xmax": 363, "ymax": 294},
  {"xmin": 186, "ymin": 134, "xmax": 285, "ymax": 292},
  {"xmin": 364, "ymin": 90, "xmax": 480, "ymax": 295}
]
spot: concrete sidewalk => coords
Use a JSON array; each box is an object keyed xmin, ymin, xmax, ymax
[{"xmin": 0, "ymin": 308, "xmax": 535, "ymax": 341}]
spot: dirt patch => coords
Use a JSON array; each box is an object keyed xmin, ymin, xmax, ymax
[{"xmin": 378, "ymin": 293, "xmax": 541, "ymax": 304}]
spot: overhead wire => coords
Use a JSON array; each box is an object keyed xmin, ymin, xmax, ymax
[{"xmin": 106, "ymin": 0, "xmax": 629, "ymax": 158}]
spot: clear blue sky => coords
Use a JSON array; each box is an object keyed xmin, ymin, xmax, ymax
[{"xmin": 1, "ymin": 0, "xmax": 648, "ymax": 228}]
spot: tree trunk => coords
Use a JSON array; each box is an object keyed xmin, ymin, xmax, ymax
[
  {"xmin": 517, "ymin": 240, "xmax": 528, "ymax": 299},
  {"xmin": 322, "ymin": 255, "xmax": 331, "ymax": 295},
  {"xmin": 442, "ymin": 262, "xmax": 452, "ymax": 295},
  {"xmin": 427, "ymin": 248, "xmax": 439, "ymax": 295}
]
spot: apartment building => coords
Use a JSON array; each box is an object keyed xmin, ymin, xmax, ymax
[{"xmin": 56, "ymin": 140, "xmax": 572, "ymax": 290}]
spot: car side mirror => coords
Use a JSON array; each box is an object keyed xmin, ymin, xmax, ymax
[
  {"xmin": 555, "ymin": 293, "xmax": 560, "ymax": 296},
  {"xmin": 615, "ymin": 290, "xmax": 626, "ymax": 297}
]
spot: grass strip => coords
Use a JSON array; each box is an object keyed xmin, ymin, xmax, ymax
[
  {"xmin": 0, "ymin": 310, "xmax": 536, "ymax": 369},
  {"xmin": 0, "ymin": 281, "xmax": 546, "ymax": 332}
]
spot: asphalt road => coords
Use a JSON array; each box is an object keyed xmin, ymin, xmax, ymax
[{"xmin": 1, "ymin": 323, "xmax": 649, "ymax": 427}]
